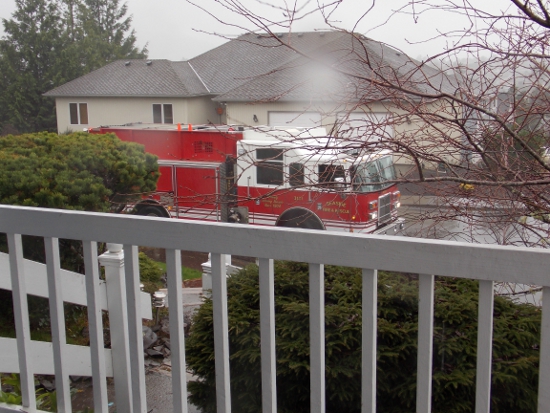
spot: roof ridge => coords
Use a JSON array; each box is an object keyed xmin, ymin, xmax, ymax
[{"xmin": 186, "ymin": 61, "xmax": 211, "ymax": 93}]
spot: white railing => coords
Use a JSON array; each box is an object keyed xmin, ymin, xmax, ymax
[{"xmin": 0, "ymin": 204, "xmax": 550, "ymax": 413}]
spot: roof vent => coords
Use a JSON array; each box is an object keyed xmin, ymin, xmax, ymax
[
  {"xmin": 124, "ymin": 61, "xmax": 131, "ymax": 66},
  {"xmin": 146, "ymin": 60, "xmax": 152, "ymax": 66},
  {"xmin": 277, "ymin": 33, "xmax": 283, "ymax": 38},
  {"xmin": 297, "ymin": 33, "xmax": 303, "ymax": 37}
]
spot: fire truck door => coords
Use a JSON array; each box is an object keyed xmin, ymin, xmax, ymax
[
  {"xmin": 175, "ymin": 165, "xmax": 220, "ymax": 221},
  {"xmin": 157, "ymin": 165, "xmax": 176, "ymax": 211}
]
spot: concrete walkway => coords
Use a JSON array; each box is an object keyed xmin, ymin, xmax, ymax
[
  {"xmin": 145, "ymin": 371, "xmax": 202, "ymax": 413},
  {"xmin": 146, "ymin": 286, "xmax": 204, "ymax": 413}
]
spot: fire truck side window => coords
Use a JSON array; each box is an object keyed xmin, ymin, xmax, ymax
[
  {"xmin": 256, "ymin": 149, "xmax": 284, "ymax": 185},
  {"xmin": 318, "ymin": 164, "xmax": 346, "ymax": 188},
  {"xmin": 289, "ymin": 163, "xmax": 304, "ymax": 187}
]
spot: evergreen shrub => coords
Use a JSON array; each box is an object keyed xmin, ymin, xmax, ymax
[{"xmin": 186, "ymin": 261, "xmax": 541, "ymax": 413}]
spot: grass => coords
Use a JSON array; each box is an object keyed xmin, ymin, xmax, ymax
[{"xmin": 155, "ymin": 261, "xmax": 202, "ymax": 280}]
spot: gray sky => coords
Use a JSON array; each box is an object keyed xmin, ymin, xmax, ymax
[{"xmin": 0, "ymin": 0, "xmax": 509, "ymax": 61}]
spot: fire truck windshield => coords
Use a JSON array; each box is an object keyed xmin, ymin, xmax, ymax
[{"xmin": 351, "ymin": 156, "xmax": 396, "ymax": 192}]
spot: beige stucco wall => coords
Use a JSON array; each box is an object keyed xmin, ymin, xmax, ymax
[
  {"xmin": 186, "ymin": 96, "xmax": 222, "ymax": 125},
  {"xmin": 225, "ymin": 101, "xmax": 390, "ymax": 129},
  {"xmin": 226, "ymin": 100, "xmax": 464, "ymax": 170},
  {"xmin": 54, "ymin": 96, "xmax": 220, "ymax": 132}
]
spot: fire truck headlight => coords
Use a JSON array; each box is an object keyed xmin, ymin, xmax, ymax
[
  {"xmin": 395, "ymin": 201, "xmax": 401, "ymax": 208},
  {"xmin": 369, "ymin": 200, "xmax": 378, "ymax": 210},
  {"xmin": 369, "ymin": 212, "xmax": 378, "ymax": 220}
]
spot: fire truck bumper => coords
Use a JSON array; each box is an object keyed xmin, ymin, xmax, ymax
[{"xmin": 372, "ymin": 218, "xmax": 405, "ymax": 236}]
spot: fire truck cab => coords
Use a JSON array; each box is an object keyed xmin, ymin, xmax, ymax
[{"xmin": 234, "ymin": 128, "xmax": 403, "ymax": 234}]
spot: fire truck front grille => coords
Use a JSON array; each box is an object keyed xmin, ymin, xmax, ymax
[{"xmin": 378, "ymin": 193, "xmax": 392, "ymax": 225}]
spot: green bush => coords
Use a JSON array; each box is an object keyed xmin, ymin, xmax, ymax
[
  {"xmin": 138, "ymin": 252, "xmax": 165, "ymax": 294},
  {"xmin": 186, "ymin": 262, "xmax": 541, "ymax": 413}
]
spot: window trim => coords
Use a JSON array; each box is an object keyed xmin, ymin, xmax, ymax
[
  {"xmin": 152, "ymin": 103, "xmax": 174, "ymax": 124},
  {"xmin": 69, "ymin": 102, "xmax": 89, "ymax": 125}
]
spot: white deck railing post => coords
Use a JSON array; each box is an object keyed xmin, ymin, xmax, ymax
[
  {"xmin": 362, "ymin": 268, "xmax": 378, "ymax": 413},
  {"xmin": 98, "ymin": 243, "xmax": 133, "ymax": 413},
  {"xmin": 309, "ymin": 263, "xmax": 325, "ymax": 413},
  {"xmin": 417, "ymin": 274, "xmax": 435, "ymax": 413},
  {"xmin": 7, "ymin": 233, "xmax": 36, "ymax": 411}
]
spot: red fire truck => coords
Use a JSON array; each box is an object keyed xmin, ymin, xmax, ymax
[{"xmin": 90, "ymin": 124, "xmax": 403, "ymax": 235}]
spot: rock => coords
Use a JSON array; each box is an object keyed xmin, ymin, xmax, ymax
[
  {"xmin": 163, "ymin": 348, "xmax": 171, "ymax": 357},
  {"xmin": 153, "ymin": 345, "xmax": 163, "ymax": 352},
  {"xmin": 160, "ymin": 320, "xmax": 170, "ymax": 335},
  {"xmin": 163, "ymin": 339, "xmax": 171, "ymax": 350},
  {"xmin": 39, "ymin": 379, "xmax": 55, "ymax": 391},
  {"xmin": 146, "ymin": 349, "xmax": 164, "ymax": 357},
  {"xmin": 143, "ymin": 326, "xmax": 158, "ymax": 349}
]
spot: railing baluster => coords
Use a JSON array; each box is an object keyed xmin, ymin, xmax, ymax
[
  {"xmin": 123, "ymin": 245, "xmax": 147, "ymax": 413},
  {"xmin": 98, "ymin": 245, "xmax": 133, "ymax": 413},
  {"xmin": 44, "ymin": 237, "xmax": 71, "ymax": 412},
  {"xmin": 83, "ymin": 241, "xmax": 109, "ymax": 413},
  {"xmin": 259, "ymin": 258, "xmax": 276, "ymax": 413},
  {"xmin": 7, "ymin": 233, "xmax": 36, "ymax": 411},
  {"xmin": 362, "ymin": 268, "xmax": 377, "ymax": 413},
  {"xmin": 475, "ymin": 280, "xmax": 494, "ymax": 413},
  {"xmin": 212, "ymin": 253, "xmax": 231, "ymax": 413},
  {"xmin": 166, "ymin": 248, "xmax": 188, "ymax": 413},
  {"xmin": 417, "ymin": 274, "xmax": 435, "ymax": 413},
  {"xmin": 538, "ymin": 286, "xmax": 550, "ymax": 411},
  {"xmin": 309, "ymin": 263, "xmax": 325, "ymax": 413}
]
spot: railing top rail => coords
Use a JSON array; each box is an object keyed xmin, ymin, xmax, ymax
[{"xmin": 1, "ymin": 205, "xmax": 548, "ymax": 285}]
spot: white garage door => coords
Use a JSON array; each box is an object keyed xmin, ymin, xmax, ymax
[
  {"xmin": 336, "ymin": 112, "xmax": 393, "ymax": 142},
  {"xmin": 268, "ymin": 111, "xmax": 322, "ymax": 128}
]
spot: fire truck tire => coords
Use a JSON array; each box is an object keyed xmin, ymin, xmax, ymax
[
  {"xmin": 275, "ymin": 208, "xmax": 326, "ymax": 230},
  {"xmin": 137, "ymin": 206, "xmax": 170, "ymax": 218}
]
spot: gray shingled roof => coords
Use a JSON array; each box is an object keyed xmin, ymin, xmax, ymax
[
  {"xmin": 187, "ymin": 31, "xmax": 348, "ymax": 95},
  {"xmin": 213, "ymin": 32, "xmax": 457, "ymax": 102},
  {"xmin": 44, "ymin": 59, "xmax": 210, "ymax": 97},
  {"xmin": 45, "ymin": 31, "xmax": 456, "ymax": 101}
]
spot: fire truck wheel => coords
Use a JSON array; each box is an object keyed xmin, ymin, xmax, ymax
[
  {"xmin": 138, "ymin": 206, "xmax": 169, "ymax": 218},
  {"xmin": 275, "ymin": 208, "xmax": 326, "ymax": 230}
]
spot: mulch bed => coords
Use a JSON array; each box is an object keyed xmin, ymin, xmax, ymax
[{"xmin": 183, "ymin": 278, "xmax": 202, "ymax": 288}]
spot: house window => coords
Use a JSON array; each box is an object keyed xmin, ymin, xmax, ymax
[
  {"xmin": 256, "ymin": 148, "xmax": 283, "ymax": 185},
  {"xmin": 69, "ymin": 103, "xmax": 88, "ymax": 125},
  {"xmin": 153, "ymin": 104, "xmax": 173, "ymax": 124}
]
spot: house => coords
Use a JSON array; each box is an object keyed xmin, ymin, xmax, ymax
[{"xmin": 45, "ymin": 31, "xmax": 459, "ymax": 171}]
